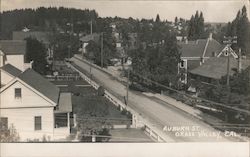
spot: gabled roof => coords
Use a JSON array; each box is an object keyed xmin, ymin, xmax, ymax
[
  {"xmin": 0, "ymin": 40, "xmax": 26, "ymax": 55},
  {"xmin": 17, "ymin": 68, "xmax": 60, "ymax": 104},
  {"xmin": 190, "ymin": 57, "xmax": 250, "ymax": 79},
  {"xmin": 0, "ymin": 64, "xmax": 22, "ymax": 77},
  {"xmin": 12, "ymin": 31, "xmax": 50, "ymax": 44},
  {"xmin": 80, "ymin": 33, "xmax": 100, "ymax": 43},
  {"xmin": 178, "ymin": 39, "xmax": 224, "ymax": 58},
  {"xmin": 204, "ymin": 39, "xmax": 225, "ymax": 57}
]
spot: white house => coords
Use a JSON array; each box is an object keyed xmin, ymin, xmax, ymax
[
  {"xmin": 0, "ymin": 40, "xmax": 72, "ymax": 141},
  {"xmin": 0, "ymin": 68, "xmax": 73, "ymax": 141},
  {"xmin": 0, "ymin": 40, "xmax": 32, "ymax": 71}
]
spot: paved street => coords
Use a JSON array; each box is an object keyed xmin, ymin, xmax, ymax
[{"xmin": 70, "ymin": 56, "xmax": 236, "ymax": 142}]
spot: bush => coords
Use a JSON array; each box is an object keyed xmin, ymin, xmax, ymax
[{"xmin": 97, "ymin": 86, "xmax": 105, "ymax": 96}]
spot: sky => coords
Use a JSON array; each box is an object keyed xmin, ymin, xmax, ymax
[{"xmin": 1, "ymin": 0, "xmax": 249, "ymax": 23}]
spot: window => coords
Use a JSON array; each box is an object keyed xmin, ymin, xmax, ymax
[
  {"xmin": 15, "ymin": 88, "xmax": 21, "ymax": 98},
  {"xmin": 180, "ymin": 60, "xmax": 185, "ymax": 68},
  {"xmin": 34, "ymin": 116, "xmax": 42, "ymax": 131},
  {"xmin": 0, "ymin": 117, "xmax": 8, "ymax": 129},
  {"xmin": 225, "ymin": 52, "xmax": 229, "ymax": 56}
]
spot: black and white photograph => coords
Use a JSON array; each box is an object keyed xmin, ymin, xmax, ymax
[{"xmin": 0, "ymin": 0, "xmax": 249, "ymax": 156}]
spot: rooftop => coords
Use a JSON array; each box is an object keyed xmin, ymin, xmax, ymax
[
  {"xmin": 18, "ymin": 68, "xmax": 60, "ymax": 104},
  {"xmin": 190, "ymin": 57, "xmax": 250, "ymax": 79},
  {"xmin": 12, "ymin": 31, "xmax": 50, "ymax": 44},
  {"xmin": 80, "ymin": 33, "xmax": 100, "ymax": 43},
  {"xmin": 0, "ymin": 40, "xmax": 26, "ymax": 55},
  {"xmin": 178, "ymin": 39, "xmax": 224, "ymax": 58},
  {"xmin": 55, "ymin": 93, "xmax": 72, "ymax": 113},
  {"xmin": 0, "ymin": 64, "xmax": 22, "ymax": 77}
]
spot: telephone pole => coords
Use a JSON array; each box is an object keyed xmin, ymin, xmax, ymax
[
  {"xmin": 223, "ymin": 36, "xmax": 237, "ymax": 87},
  {"xmin": 90, "ymin": 20, "xmax": 93, "ymax": 35},
  {"xmin": 101, "ymin": 32, "xmax": 104, "ymax": 68},
  {"xmin": 126, "ymin": 69, "xmax": 130, "ymax": 104}
]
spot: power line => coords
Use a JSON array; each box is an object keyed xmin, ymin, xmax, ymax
[{"xmin": 128, "ymin": 69, "xmax": 250, "ymax": 115}]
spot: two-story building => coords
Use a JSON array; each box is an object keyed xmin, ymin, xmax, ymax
[
  {"xmin": 178, "ymin": 33, "xmax": 238, "ymax": 84},
  {"xmin": 0, "ymin": 41, "xmax": 72, "ymax": 141},
  {"xmin": 0, "ymin": 40, "xmax": 32, "ymax": 71}
]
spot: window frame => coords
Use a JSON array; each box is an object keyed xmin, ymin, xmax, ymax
[
  {"xmin": 14, "ymin": 88, "xmax": 22, "ymax": 99},
  {"xmin": 0, "ymin": 117, "xmax": 8, "ymax": 130},
  {"xmin": 34, "ymin": 116, "xmax": 42, "ymax": 131}
]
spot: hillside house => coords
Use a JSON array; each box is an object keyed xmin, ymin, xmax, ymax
[{"xmin": 178, "ymin": 33, "xmax": 238, "ymax": 84}]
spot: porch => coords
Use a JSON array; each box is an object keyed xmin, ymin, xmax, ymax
[{"xmin": 54, "ymin": 93, "xmax": 74, "ymax": 140}]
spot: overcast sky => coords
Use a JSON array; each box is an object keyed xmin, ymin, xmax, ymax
[{"xmin": 1, "ymin": 0, "xmax": 249, "ymax": 22}]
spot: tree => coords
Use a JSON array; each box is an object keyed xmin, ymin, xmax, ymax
[
  {"xmin": 130, "ymin": 33, "xmax": 180, "ymax": 88},
  {"xmin": 75, "ymin": 96, "xmax": 111, "ymax": 142},
  {"xmin": 85, "ymin": 33, "xmax": 116, "ymax": 67},
  {"xmin": 175, "ymin": 17, "xmax": 178, "ymax": 25},
  {"xmin": 155, "ymin": 14, "xmax": 160, "ymax": 23},
  {"xmin": 225, "ymin": 5, "xmax": 250, "ymax": 56},
  {"xmin": 0, "ymin": 123, "xmax": 20, "ymax": 142},
  {"xmin": 187, "ymin": 11, "xmax": 205, "ymax": 40},
  {"xmin": 25, "ymin": 37, "xmax": 47, "ymax": 75}
]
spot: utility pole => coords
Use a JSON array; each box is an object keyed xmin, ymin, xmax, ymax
[
  {"xmin": 101, "ymin": 32, "xmax": 104, "ymax": 68},
  {"xmin": 223, "ymin": 36, "xmax": 237, "ymax": 87},
  {"xmin": 126, "ymin": 69, "xmax": 130, "ymax": 105},
  {"xmin": 68, "ymin": 15, "xmax": 74, "ymax": 59},
  {"xmin": 90, "ymin": 20, "xmax": 93, "ymax": 35}
]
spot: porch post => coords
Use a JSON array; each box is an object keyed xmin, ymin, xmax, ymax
[
  {"xmin": 67, "ymin": 112, "xmax": 70, "ymax": 128},
  {"xmin": 73, "ymin": 113, "xmax": 77, "ymax": 127}
]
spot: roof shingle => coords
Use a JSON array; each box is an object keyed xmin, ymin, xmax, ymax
[
  {"xmin": 178, "ymin": 39, "xmax": 224, "ymax": 58},
  {"xmin": 0, "ymin": 40, "xmax": 26, "ymax": 55},
  {"xmin": 18, "ymin": 68, "xmax": 60, "ymax": 104},
  {"xmin": 0, "ymin": 64, "xmax": 22, "ymax": 77},
  {"xmin": 190, "ymin": 57, "xmax": 250, "ymax": 79}
]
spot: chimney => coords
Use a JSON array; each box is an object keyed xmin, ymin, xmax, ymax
[
  {"xmin": 209, "ymin": 33, "xmax": 213, "ymax": 40},
  {"xmin": 238, "ymin": 48, "xmax": 242, "ymax": 73},
  {"xmin": 0, "ymin": 50, "xmax": 5, "ymax": 67}
]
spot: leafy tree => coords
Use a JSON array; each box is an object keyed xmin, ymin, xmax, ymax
[
  {"xmin": 130, "ymin": 33, "xmax": 180, "ymax": 88},
  {"xmin": 85, "ymin": 32, "xmax": 116, "ymax": 67},
  {"xmin": 74, "ymin": 96, "xmax": 111, "ymax": 142},
  {"xmin": 25, "ymin": 37, "xmax": 47, "ymax": 74}
]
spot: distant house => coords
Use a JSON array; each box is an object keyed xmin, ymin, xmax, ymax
[
  {"xmin": 0, "ymin": 40, "xmax": 32, "ymax": 71},
  {"xmin": 189, "ymin": 56, "xmax": 250, "ymax": 84},
  {"xmin": 12, "ymin": 31, "xmax": 52, "ymax": 58},
  {"xmin": 79, "ymin": 33, "xmax": 100, "ymax": 56},
  {"xmin": 0, "ymin": 67, "xmax": 73, "ymax": 141},
  {"xmin": 12, "ymin": 31, "xmax": 50, "ymax": 46},
  {"xmin": 178, "ymin": 33, "xmax": 238, "ymax": 84}
]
